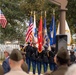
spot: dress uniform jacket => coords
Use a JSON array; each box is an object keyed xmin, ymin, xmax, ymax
[
  {"xmin": 25, "ymin": 45, "xmax": 33, "ymax": 58},
  {"xmin": 42, "ymin": 50, "xmax": 48, "ymax": 63},
  {"xmin": 49, "ymin": 50, "xmax": 55, "ymax": 63},
  {"xmin": 36, "ymin": 51, "xmax": 42, "ymax": 62},
  {"xmin": 4, "ymin": 68, "xmax": 29, "ymax": 75},
  {"xmin": 31, "ymin": 46, "xmax": 37, "ymax": 60},
  {"xmin": 50, "ymin": 65, "xmax": 68, "ymax": 75}
]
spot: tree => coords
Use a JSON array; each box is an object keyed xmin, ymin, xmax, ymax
[
  {"xmin": 0, "ymin": 0, "xmax": 76, "ymax": 44},
  {"xmin": 67, "ymin": 0, "xmax": 76, "ymax": 34},
  {"xmin": 0, "ymin": 0, "xmax": 26, "ymax": 43}
]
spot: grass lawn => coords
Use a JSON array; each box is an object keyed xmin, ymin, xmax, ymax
[{"xmin": 30, "ymin": 64, "xmax": 51, "ymax": 74}]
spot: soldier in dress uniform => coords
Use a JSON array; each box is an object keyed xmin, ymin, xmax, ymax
[
  {"xmin": 48, "ymin": 47, "xmax": 55, "ymax": 71},
  {"xmin": 36, "ymin": 51, "xmax": 43, "ymax": 75},
  {"xmin": 31, "ymin": 42, "xmax": 38, "ymax": 75},
  {"xmin": 42, "ymin": 45, "xmax": 49, "ymax": 73},
  {"xmin": 24, "ymin": 42, "xmax": 33, "ymax": 72}
]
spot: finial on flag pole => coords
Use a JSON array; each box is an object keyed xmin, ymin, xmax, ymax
[
  {"xmin": 34, "ymin": 11, "xmax": 35, "ymax": 15},
  {"xmin": 41, "ymin": 11, "xmax": 42, "ymax": 17},
  {"xmin": 53, "ymin": 9, "xmax": 55, "ymax": 16},
  {"xmin": 45, "ymin": 11, "xmax": 46, "ymax": 18},
  {"xmin": 31, "ymin": 11, "xmax": 32, "ymax": 16}
]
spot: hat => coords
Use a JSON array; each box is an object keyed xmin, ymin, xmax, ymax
[
  {"xmin": 10, "ymin": 49, "xmax": 23, "ymax": 61},
  {"xmin": 4, "ymin": 46, "xmax": 12, "ymax": 54},
  {"xmin": 57, "ymin": 47, "xmax": 70, "ymax": 60}
]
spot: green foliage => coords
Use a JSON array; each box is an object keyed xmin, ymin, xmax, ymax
[
  {"xmin": 0, "ymin": 0, "xmax": 26, "ymax": 43},
  {"xmin": 0, "ymin": 0, "xmax": 76, "ymax": 44},
  {"xmin": 67, "ymin": 0, "xmax": 76, "ymax": 34}
]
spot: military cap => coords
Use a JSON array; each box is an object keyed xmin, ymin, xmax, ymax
[
  {"xmin": 0, "ymin": 65, "xmax": 4, "ymax": 75},
  {"xmin": 57, "ymin": 47, "xmax": 70, "ymax": 60},
  {"xmin": 10, "ymin": 49, "xmax": 23, "ymax": 61}
]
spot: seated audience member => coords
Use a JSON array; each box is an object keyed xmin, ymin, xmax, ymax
[
  {"xmin": 21, "ymin": 62, "xmax": 28, "ymax": 73},
  {"xmin": 44, "ymin": 47, "xmax": 70, "ymax": 75},
  {"xmin": 4, "ymin": 49, "xmax": 28, "ymax": 75},
  {"xmin": 65, "ymin": 64, "xmax": 76, "ymax": 75},
  {"xmin": 20, "ymin": 51, "xmax": 28, "ymax": 73},
  {"xmin": 0, "ymin": 65, "xmax": 4, "ymax": 75}
]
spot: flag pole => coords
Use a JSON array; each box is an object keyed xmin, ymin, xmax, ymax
[
  {"xmin": 41, "ymin": 10, "xmax": 42, "ymax": 17},
  {"xmin": 34, "ymin": 11, "xmax": 35, "ymax": 16},
  {"xmin": 33, "ymin": 11, "xmax": 35, "ymax": 43},
  {"xmin": 45, "ymin": 11, "xmax": 46, "ymax": 18},
  {"xmin": 31, "ymin": 11, "xmax": 32, "ymax": 16},
  {"xmin": 53, "ymin": 9, "xmax": 55, "ymax": 17}
]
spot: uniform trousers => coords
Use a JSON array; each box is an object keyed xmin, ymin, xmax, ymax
[
  {"xmin": 26, "ymin": 57, "xmax": 31, "ymax": 72},
  {"xmin": 32, "ymin": 60, "xmax": 36, "ymax": 74},
  {"xmin": 43, "ymin": 62, "xmax": 48, "ymax": 73},
  {"xmin": 37, "ymin": 61, "xmax": 42, "ymax": 75},
  {"xmin": 49, "ymin": 63, "xmax": 55, "ymax": 71}
]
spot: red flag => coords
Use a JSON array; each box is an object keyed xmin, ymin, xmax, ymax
[
  {"xmin": 0, "ymin": 9, "xmax": 7, "ymax": 28},
  {"xmin": 38, "ymin": 16, "xmax": 43, "ymax": 53}
]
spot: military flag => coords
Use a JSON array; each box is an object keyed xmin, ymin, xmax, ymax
[
  {"xmin": 43, "ymin": 11, "xmax": 50, "ymax": 48},
  {"xmin": 38, "ymin": 15, "xmax": 43, "ymax": 53},
  {"xmin": 57, "ymin": 20, "xmax": 71, "ymax": 45},
  {"xmin": 33, "ymin": 11, "xmax": 38, "ymax": 47},
  {"xmin": 49, "ymin": 16, "xmax": 56, "ymax": 45}
]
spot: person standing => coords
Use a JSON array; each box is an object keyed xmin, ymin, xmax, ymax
[
  {"xmin": 49, "ymin": 47, "xmax": 70, "ymax": 75},
  {"xmin": 42, "ymin": 46, "xmax": 49, "ymax": 73},
  {"xmin": 31, "ymin": 42, "xmax": 38, "ymax": 75},
  {"xmin": 36, "ymin": 51, "xmax": 42, "ymax": 75},
  {"xmin": 4, "ymin": 49, "xmax": 28, "ymax": 75},
  {"xmin": 70, "ymin": 50, "xmax": 76, "ymax": 65},
  {"xmin": 24, "ymin": 42, "xmax": 33, "ymax": 72},
  {"xmin": 2, "ymin": 47, "xmax": 12, "ymax": 74},
  {"xmin": 48, "ymin": 49, "xmax": 55, "ymax": 71}
]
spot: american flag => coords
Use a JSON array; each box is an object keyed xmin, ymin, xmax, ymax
[
  {"xmin": 0, "ymin": 9, "xmax": 7, "ymax": 28},
  {"xmin": 25, "ymin": 16, "xmax": 33, "ymax": 43}
]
